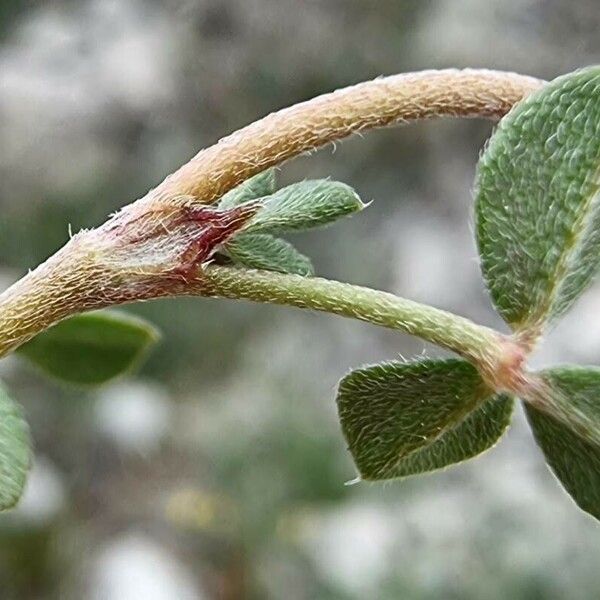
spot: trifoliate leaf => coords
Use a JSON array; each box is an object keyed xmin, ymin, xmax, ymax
[
  {"xmin": 224, "ymin": 233, "xmax": 314, "ymax": 276},
  {"xmin": 475, "ymin": 66, "xmax": 600, "ymax": 331},
  {"xmin": 0, "ymin": 384, "xmax": 30, "ymax": 510},
  {"xmin": 218, "ymin": 169, "xmax": 277, "ymax": 209},
  {"xmin": 524, "ymin": 366, "xmax": 600, "ymax": 521},
  {"xmin": 245, "ymin": 180, "xmax": 366, "ymax": 234},
  {"xmin": 17, "ymin": 310, "xmax": 160, "ymax": 386},
  {"xmin": 336, "ymin": 359, "xmax": 513, "ymax": 481}
]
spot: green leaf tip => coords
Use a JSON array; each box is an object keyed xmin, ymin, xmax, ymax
[
  {"xmin": 524, "ymin": 366, "xmax": 600, "ymax": 522},
  {"xmin": 245, "ymin": 180, "xmax": 366, "ymax": 234},
  {"xmin": 336, "ymin": 359, "xmax": 513, "ymax": 481},
  {"xmin": 475, "ymin": 66, "xmax": 600, "ymax": 333},
  {"xmin": 0, "ymin": 384, "xmax": 31, "ymax": 510},
  {"xmin": 218, "ymin": 169, "xmax": 277, "ymax": 209},
  {"xmin": 17, "ymin": 310, "xmax": 160, "ymax": 386},
  {"xmin": 224, "ymin": 233, "xmax": 314, "ymax": 276}
]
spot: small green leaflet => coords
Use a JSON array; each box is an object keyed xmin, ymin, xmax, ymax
[
  {"xmin": 336, "ymin": 359, "xmax": 513, "ymax": 481},
  {"xmin": 17, "ymin": 310, "xmax": 160, "ymax": 386},
  {"xmin": 218, "ymin": 171, "xmax": 365, "ymax": 274},
  {"xmin": 224, "ymin": 233, "xmax": 314, "ymax": 276},
  {"xmin": 524, "ymin": 366, "xmax": 600, "ymax": 521},
  {"xmin": 218, "ymin": 169, "xmax": 277, "ymax": 209},
  {"xmin": 245, "ymin": 180, "xmax": 366, "ymax": 234},
  {"xmin": 475, "ymin": 66, "xmax": 600, "ymax": 332},
  {"xmin": 0, "ymin": 384, "xmax": 30, "ymax": 510}
]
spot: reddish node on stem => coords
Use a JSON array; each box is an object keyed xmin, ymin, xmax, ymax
[
  {"xmin": 169, "ymin": 203, "xmax": 258, "ymax": 281},
  {"xmin": 482, "ymin": 336, "xmax": 529, "ymax": 395}
]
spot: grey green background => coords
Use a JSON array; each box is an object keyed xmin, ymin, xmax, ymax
[{"xmin": 0, "ymin": 1, "xmax": 599, "ymax": 598}]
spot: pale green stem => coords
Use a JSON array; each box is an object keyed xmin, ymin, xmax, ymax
[
  {"xmin": 196, "ymin": 265, "xmax": 505, "ymax": 370},
  {"xmin": 0, "ymin": 251, "xmax": 511, "ymax": 389}
]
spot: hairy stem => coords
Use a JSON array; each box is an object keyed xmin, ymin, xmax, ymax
[
  {"xmin": 137, "ymin": 69, "xmax": 543, "ymax": 207},
  {"xmin": 195, "ymin": 265, "xmax": 505, "ymax": 367},
  {"xmin": 0, "ymin": 256, "xmax": 506, "ymax": 377},
  {"xmin": 0, "ymin": 69, "xmax": 544, "ymax": 372}
]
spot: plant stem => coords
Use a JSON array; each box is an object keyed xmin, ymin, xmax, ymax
[
  {"xmin": 0, "ymin": 251, "xmax": 505, "ymax": 377},
  {"xmin": 136, "ymin": 69, "xmax": 543, "ymax": 207},
  {"xmin": 195, "ymin": 265, "xmax": 504, "ymax": 368},
  {"xmin": 0, "ymin": 69, "xmax": 541, "ymax": 369}
]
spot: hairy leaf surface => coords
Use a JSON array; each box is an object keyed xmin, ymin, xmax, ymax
[
  {"xmin": 0, "ymin": 384, "xmax": 30, "ymax": 510},
  {"xmin": 225, "ymin": 233, "xmax": 314, "ymax": 276},
  {"xmin": 390, "ymin": 393, "xmax": 513, "ymax": 478},
  {"xmin": 524, "ymin": 366, "xmax": 600, "ymax": 521},
  {"xmin": 218, "ymin": 169, "xmax": 277, "ymax": 208},
  {"xmin": 476, "ymin": 67, "xmax": 600, "ymax": 331},
  {"xmin": 246, "ymin": 180, "xmax": 365, "ymax": 234},
  {"xmin": 337, "ymin": 359, "xmax": 513, "ymax": 480},
  {"xmin": 18, "ymin": 311, "xmax": 160, "ymax": 386}
]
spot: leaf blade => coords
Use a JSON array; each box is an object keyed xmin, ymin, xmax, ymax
[
  {"xmin": 0, "ymin": 384, "xmax": 30, "ymax": 510},
  {"xmin": 336, "ymin": 359, "xmax": 513, "ymax": 481},
  {"xmin": 224, "ymin": 233, "xmax": 314, "ymax": 276},
  {"xmin": 524, "ymin": 365, "xmax": 600, "ymax": 521},
  {"xmin": 391, "ymin": 393, "xmax": 513, "ymax": 478},
  {"xmin": 218, "ymin": 169, "xmax": 277, "ymax": 209},
  {"xmin": 245, "ymin": 180, "xmax": 366, "ymax": 234},
  {"xmin": 17, "ymin": 310, "xmax": 160, "ymax": 386},
  {"xmin": 475, "ymin": 66, "xmax": 600, "ymax": 331}
]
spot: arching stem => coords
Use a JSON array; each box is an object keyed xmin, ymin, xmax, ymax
[
  {"xmin": 0, "ymin": 69, "xmax": 544, "ymax": 380},
  {"xmin": 195, "ymin": 264, "xmax": 508, "ymax": 371}
]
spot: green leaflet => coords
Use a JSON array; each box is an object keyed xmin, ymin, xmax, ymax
[
  {"xmin": 0, "ymin": 384, "xmax": 30, "ymax": 510},
  {"xmin": 245, "ymin": 180, "xmax": 365, "ymax": 234},
  {"xmin": 524, "ymin": 366, "xmax": 600, "ymax": 521},
  {"xmin": 218, "ymin": 169, "xmax": 277, "ymax": 209},
  {"xmin": 17, "ymin": 310, "xmax": 160, "ymax": 386},
  {"xmin": 390, "ymin": 393, "xmax": 513, "ymax": 478},
  {"xmin": 475, "ymin": 66, "xmax": 600, "ymax": 331},
  {"xmin": 224, "ymin": 233, "xmax": 314, "ymax": 276},
  {"xmin": 336, "ymin": 359, "xmax": 513, "ymax": 481},
  {"xmin": 218, "ymin": 172, "xmax": 365, "ymax": 274}
]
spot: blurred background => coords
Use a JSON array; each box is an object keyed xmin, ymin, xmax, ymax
[{"xmin": 0, "ymin": 1, "xmax": 599, "ymax": 598}]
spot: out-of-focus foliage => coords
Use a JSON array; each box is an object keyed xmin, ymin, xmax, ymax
[
  {"xmin": 17, "ymin": 311, "xmax": 160, "ymax": 386},
  {"xmin": 1, "ymin": 1, "xmax": 600, "ymax": 599},
  {"xmin": 0, "ymin": 385, "xmax": 30, "ymax": 510}
]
